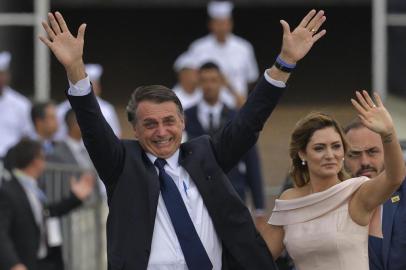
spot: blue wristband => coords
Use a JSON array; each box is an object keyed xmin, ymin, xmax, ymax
[
  {"xmin": 275, "ymin": 56, "xmax": 296, "ymax": 73},
  {"xmin": 276, "ymin": 56, "xmax": 296, "ymax": 69}
]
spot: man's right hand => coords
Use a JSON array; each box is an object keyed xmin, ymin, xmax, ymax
[
  {"xmin": 10, "ymin": 263, "xmax": 27, "ymax": 270},
  {"xmin": 39, "ymin": 12, "xmax": 87, "ymax": 84}
]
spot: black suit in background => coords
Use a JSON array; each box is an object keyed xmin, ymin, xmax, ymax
[
  {"xmin": 184, "ymin": 104, "xmax": 265, "ymax": 210},
  {"xmin": 68, "ymin": 75, "xmax": 283, "ymax": 270},
  {"xmin": 0, "ymin": 175, "xmax": 82, "ymax": 270}
]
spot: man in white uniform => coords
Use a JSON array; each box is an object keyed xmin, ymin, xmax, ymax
[
  {"xmin": 0, "ymin": 51, "xmax": 33, "ymax": 158},
  {"xmin": 55, "ymin": 63, "xmax": 121, "ymax": 140},
  {"xmin": 188, "ymin": 1, "xmax": 259, "ymax": 101},
  {"xmin": 172, "ymin": 51, "xmax": 202, "ymax": 110}
]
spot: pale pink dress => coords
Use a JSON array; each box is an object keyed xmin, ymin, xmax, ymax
[{"xmin": 268, "ymin": 177, "xmax": 370, "ymax": 270}]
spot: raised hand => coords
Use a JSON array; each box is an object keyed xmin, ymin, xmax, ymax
[
  {"xmin": 351, "ymin": 90, "xmax": 395, "ymax": 137},
  {"xmin": 70, "ymin": 172, "xmax": 95, "ymax": 201},
  {"xmin": 39, "ymin": 12, "xmax": 86, "ymax": 83},
  {"xmin": 279, "ymin": 10, "xmax": 327, "ymax": 64}
]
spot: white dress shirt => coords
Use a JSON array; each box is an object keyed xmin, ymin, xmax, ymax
[
  {"xmin": 55, "ymin": 97, "xmax": 121, "ymax": 140},
  {"xmin": 146, "ymin": 151, "xmax": 222, "ymax": 270},
  {"xmin": 197, "ymin": 100, "xmax": 224, "ymax": 131},
  {"xmin": 0, "ymin": 87, "xmax": 33, "ymax": 157},
  {"xmin": 188, "ymin": 34, "xmax": 259, "ymax": 97},
  {"xmin": 67, "ymin": 76, "xmax": 224, "ymax": 270}
]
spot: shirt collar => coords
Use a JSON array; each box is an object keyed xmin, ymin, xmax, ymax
[
  {"xmin": 13, "ymin": 169, "xmax": 38, "ymax": 186},
  {"xmin": 146, "ymin": 149, "xmax": 180, "ymax": 171},
  {"xmin": 198, "ymin": 99, "xmax": 224, "ymax": 116}
]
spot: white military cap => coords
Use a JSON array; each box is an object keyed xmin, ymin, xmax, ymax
[
  {"xmin": 0, "ymin": 51, "xmax": 11, "ymax": 71},
  {"xmin": 173, "ymin": 51, "xmax": 198, "ymax": 72},
  {"xmin": 207, "ymin": 1, "xmax": 234, "ymax": 19},
  {"xmin": 85, "ymin": 63, "xmax": 103, "ymax": 82}
]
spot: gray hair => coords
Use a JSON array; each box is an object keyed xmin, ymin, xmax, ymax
[{"xmin": 126, "ymin": 85, "xmax": 183, "ymax": 125}]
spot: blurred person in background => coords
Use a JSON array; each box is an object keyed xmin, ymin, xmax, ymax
[
  {"xmin": 173, "ymin": 51, "xmax": 245, "ymax": 110},
  {"xmin": 55, "ymin": 63, "xmax": 121, "ymax": 140},
  {"xmin": 184, "ymin": 61, "xmax": 267, "ymax": 228},
  {"xmin": 344, "ymin": 118, "xmax": 406, "ymax": 270},
  {"xmin": 0, "ymin": 139, "xmax": 95, "ymax": 270},
  {"xmin": 30, "ymin": 101, "xmax": 59, "ymax": 156},
  {"xmin": 187, "ymin": 0, "xmax": 259, "ymax": 104},
  {"xmin": 0, "ymin": 51, "xmax": 33, "ymax": 158},
  {"xmin": 172, "ymin": 51, "xmax": 201, "ymax": 110},
  {"xmin": 49, "ymin": 108, "xmax": 107, "ymax": 196},
  {"xmin": 49, "ymin": 109, "xmax": 93, "ymax": 170}
]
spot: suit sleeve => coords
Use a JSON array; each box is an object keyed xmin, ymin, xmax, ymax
[
  {"xmin": 244, "ymin": 145, "xmax": 265, "ymax": 210},
  {"xmin": 47, "ymin": 192, "xmax": 82, "ymax": 217},
  {"xmin": 68, "ymin": 90, "xmax": 125, "ymax": 192},
  {"xmin": 0, "ymin": 190, "xmax": 21, "ymax": 269},
  {"xmin": 212, "ymin": 75, "xmax": 285, "ymax": 172}
]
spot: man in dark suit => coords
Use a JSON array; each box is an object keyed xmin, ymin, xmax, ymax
[
  {"xmin": 40, "ymin": 10, "xmax": 327, "ymax": 270},
  {"xmin": 0, "ymin": 139, "xmax": 94, "ymax": 270},
  {"xmin": 344, "ymin": 119, "xmax": 406, "ymax": 270},
  {"xmin": 184, "ymin": 62, "xmax": 266, "ymax": 227}
]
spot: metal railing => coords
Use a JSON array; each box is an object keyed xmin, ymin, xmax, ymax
[{"xmin": 41, "ymin": 162, "xmax": 107, "ymax": 270}]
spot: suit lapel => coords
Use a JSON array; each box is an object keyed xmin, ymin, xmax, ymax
[
  {"xmin": 382, "ymin": 190, "xmax": 400, "ymax": 268},
  {"xmin": 10, "ymin": 177, "xmax": 41, "ymax": 231},
  {"xmin": 140, "ymin": 150, "xmax": 161, "ymax": 230},
  {"xmin": 178, "ymin": 145, "xmax": 215, "ymax": 212}
]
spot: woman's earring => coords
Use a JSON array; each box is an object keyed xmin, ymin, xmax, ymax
[{"xmin": 302, "ymin": 160, "xmax": 306, "ymax": 166}]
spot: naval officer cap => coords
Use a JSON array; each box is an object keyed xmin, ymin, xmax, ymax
[
  {"xmin": 173, "ymin": 51, "xmax": 199, "ymax": 72},
  {"xmin": 0, "ymin": 51, "xmax": 11, "ymax": 71},
  {"xmin": 207, "ymin": 1, "xmax": 234, "ymax": 19},
  {"xmin": 85, "ymin": 63, "xmax": 103, "ymax": 82}
]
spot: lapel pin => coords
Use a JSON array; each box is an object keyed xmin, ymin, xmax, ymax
[{"xmin": 391, "ymin": 195, "xmax": 400, "ymax": 203}]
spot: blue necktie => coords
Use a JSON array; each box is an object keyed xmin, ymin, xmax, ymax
[{"xmin": 154, "ymin": 158, "xmax": 213, "ymax": 270}]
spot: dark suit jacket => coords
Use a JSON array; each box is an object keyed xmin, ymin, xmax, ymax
[
  {"xmin": 0, "ymin": 175, "xmax": 82, "ymax": 270},
  {"xmin": 184, "ymin": 104, "xmax": 265, "ymax": 209},
  {"xmin": 382, "ymin": 178, "xmax": 406, "ymax": 270},
  {"xmin": 368, "ymin": 178, "xmax": 406, "ymax": 270},
  {"xmin": 68, "ymin": 75, "xmax": 283, "ymax": 270}
]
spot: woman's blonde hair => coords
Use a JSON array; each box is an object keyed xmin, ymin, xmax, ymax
[{"xmin": 289, "ymin": 112, "xmax": 349, "ymax": 187}]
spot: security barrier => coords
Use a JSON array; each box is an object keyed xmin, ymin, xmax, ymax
[{"xmin": 41, "ymin": 162, "xmax": 107, "ymax": 270}]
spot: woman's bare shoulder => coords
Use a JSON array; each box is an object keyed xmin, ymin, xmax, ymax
[{"xmin": 279, "ymin": 186, "xmax": 309, "ymax": 200}]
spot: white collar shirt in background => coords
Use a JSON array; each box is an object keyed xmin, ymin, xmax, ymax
[
  {"xmin": 197, "ymin": 100, "xmax": 224, "ymax": 131},
  {"xmin": 188, "ymin": 34, "xmax": 259, "ymax": 97},
  {"xmin": 0, "ymin": 87, "xmax": 33, "ymax": 157},
  {"xmin": 172, "ymin": 84, "xmax": 202, "ymax": 111}
]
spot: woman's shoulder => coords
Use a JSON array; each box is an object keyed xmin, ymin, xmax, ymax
[{"xmin": 279, "ymin": 186, "xmax": 308, "ymax": 200}]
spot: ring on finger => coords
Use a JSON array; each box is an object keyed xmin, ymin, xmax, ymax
[{"xmin": 310, "ymin": 28, "xmax": 316, "ymax": 33}]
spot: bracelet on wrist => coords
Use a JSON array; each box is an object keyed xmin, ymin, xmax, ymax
[{"xmin": 274, "ymin": 55, "xmax": 296, "ymax": 73}]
